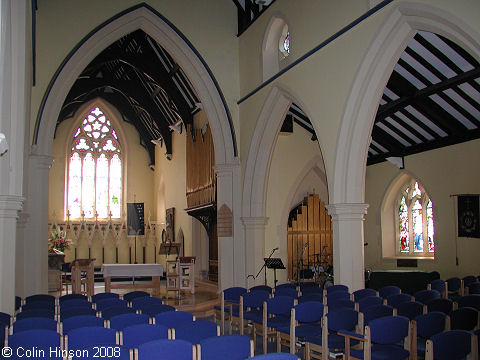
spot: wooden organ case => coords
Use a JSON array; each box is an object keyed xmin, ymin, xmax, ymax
[
  {"xmin": 287, "ymin": 194, "xmax": 333, "ymax": 282},
  {"xmin": 185, "ymin": 122, "xmax": 218, "ymax": 281}
]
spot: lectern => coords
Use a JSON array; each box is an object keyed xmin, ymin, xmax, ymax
[
  {"xmin": 71, "ymin": 258, "xmax": 95, "ymax": 297},
  {"xmin": 264, "ymin": 258, "xmax": 286, "ymax": 288}
]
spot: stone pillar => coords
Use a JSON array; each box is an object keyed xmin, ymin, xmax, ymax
[
  {"xmin": 326, "ymin": 203, "xmax": 369, "ymax": 292},
  {"xmin": 20, "ymin": 152, "xmax": 53, "ymax": 296},
  {"xmin": 242, "ymin": 216, "xmax": 268, "ymax": 287},
  {"xmin": 215, "ymin": 160, "xmax": 244, "ymax": 291},
  {"xmin": 15, "ymin": 211, "xmax": 29, "ymax": 298},
  {"xmin": 0, "ymin": 196, "xmax": 23, "ymax": 313}
]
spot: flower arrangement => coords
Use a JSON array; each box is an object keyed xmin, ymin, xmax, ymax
[{"xmin": 49, "ymin": 226, "xmax": 71, "ymax": 253}]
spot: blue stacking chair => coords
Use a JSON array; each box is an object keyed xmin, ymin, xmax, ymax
[
  {"xmin": 378, "ymin": 285, "xmax": 401, "ymax": 299},
  {"xmin": 352, "ymin": 288, "xmax": 377, "ymax": 302},
  {"xmin": 251, "ymin": 354, "xmax": 299, "ymax": 360},
  {"xmin": 66, "ymin": 326, "xmax": 117, "ymax": 350},
  {"xmin": 198, "ymin": 334, "xmax": 253, "ymax": 360},
  {"xmin": 276, "ymin": 300, "xmax": 324, "ymax": 354},
  {"xmin": 0, "ymin": 311, "xmax": 11, "ymax": 327},
  {"xmin": 137, "ymin": 339, "xmax": 195, "ymax": 360},
  {"xmin": 8, "ymin": 329, "xmax": 62, "ymax": 359},
  {"xmin": 101, "ymin": 306, "xmax": 136, "ymax": 320},
  {"xmin": 24, "ymin": 294, "xmax": 55, "ymax": 305},
  {"xmin": 62, "ymin": 315, "xmax": 104, "ymax": 335},
  {"xmin": 91, "ymin": 292, "xmax": 119, "ymax": 303},
  {"xmin": 239, "ymin": 290, "xmax": 270, "ymax": 335},
  {"xmin": 428, "ymin": 279, "xmax": 447, "ymax": 298},
  {"xmin": 457, "ymin": 294, "xmax": 480, "ymax": 311},
  {"xmin": 340, "ymin": 315, "xmax": 411, "ymax": 360},
  {"xmin": 214, "ymin": 286, "xmax": 247, "ymax": 335},
  {"xmin": 356, "ymin": 296, "xmax": 384, "ymax": 312},
  {"xmin": 155, "ymin": 311, "xmax": 194, "ymax": 331},
  {"xmin": 69, "ymin": 344, "xmax": 130, "ymax": 360},
  {"xmin": 363, "ymin": 304, "xmax": 394, "ymax": 325},
  {"xmin": 122, "ymin": 323, "xmax": 169, "ymax": 349},
  {"xmin": 59, "ymin": 293, "xmax": 88, "ymax": 303},
  {"xmin": 298, "ymin": 293, "xmax": 324, "ymax": 304},
  {"xmin": 414, "ymin": 289, "xmax": 440, "ymax": 304},
  {"xmin": 325, "ymin": 290, "xmax": 351, "ymax": 304},
  {"xmin": 324, "ymin": 284, "xmax": 349, "ymax": 295},
  {"xmin": 327, "ymin": 299, "xmax": 356, "ymax": 312},
  {"xmin": 306, "ymin": 308, "xmax": 362, "ymax": 360},
  {"xmin": 15, "ymin": 296, "xmax": 22, "ymax": 311},
  {"xmin": 463, "ymin": 275, "xmax": 477, "ymax": 288},
  {"xmin": 15, "ymin": 308, "xmax": 56, "ymax": 321},
  {"xmin": 258, "ymin": 296, "xmax": 295, "ymax": 354},
  {"xmin": 95, "ymin": 298, "xmax": 128, "ymax": 312},
  {"xmin": 301, "ymin": 286, "xmax": 323, "ymax": 295},
  {"xmin": 20, "ymin": 300, "xmax": 56, "ymax": 312},
  {"xmin": 59, "ymin": 298, "xmax": 91, "ymax": 311},
  {"xmin": 131, "ymin": 296, "xmax": 162, "ymax": 310},
  {"xmin": 250, "ymin": 285, "xmax": 273, "ymax": 294},
  {"xmin": 274, "ymin": 287, "xmax": 299, "ymax": 299},
  {"xmin": 137, "ymin": 303, "xmax": 175, "ymax": 318},
  {"xmin": 12, "ymin": 317, "xmax": 58, "ymax": 334},
  {"xmin": 447, "ymin": 277, "xmax": 462, "ymax": 299},
  {"xmin": 386, "ymin": 293, "xmax": 413, "ymax": 308},
  {"xmin": 426, "ymin": 298, "xmax": 453, "ymax": 315},
  {"xmin": 109, "ymin": 313, "xmax": 149, "ymax": 331},
  {"xmin": 425, "ymin": 329, "xmax": 477, "ymax": 360},
  {"xmin": 412, "ymin": 312, "xmax": 447, "ymax": 358},
  {"xmin": 123, "ymin": 290, "xmax": 150, "ymax": 302},
  {"xmin": 397, "ymin": 300, "xmax": 425, "ymax": 320},
  {"xmin": 275, "ymin": 283, "xmax": 297, "ymax": 291},
  {"xmin": 468, "ymin": 282, "xmax": 480, "ymax": 295},
  {"xmin": 450, "ymin": 307, "xmax": 478, "ymax": 331},
  {"xmin": 174, "ymin": 320, "xmax": 219, "ymax": 344},
  {"xmin": 60, "ymin": 306, "xmax": 97, "ymax": 321}
]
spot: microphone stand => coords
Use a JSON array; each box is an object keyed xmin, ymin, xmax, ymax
[
  {"xmin": 296, "ymin": 241, "xmax": 309, "ymax": 285},
  {"xmin": 255, "ymin": 247, "xmax": 278, "ymax": 286}
]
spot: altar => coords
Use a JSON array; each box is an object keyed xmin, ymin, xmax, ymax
[{"xmin": 101, "ymin": 264, "xmax": 164, "ymax": 296}]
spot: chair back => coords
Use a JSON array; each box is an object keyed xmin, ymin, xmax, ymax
[
  {"xmin": 298, "ymin": 293, "xmax": 324, "ymax": 304},
  {"xmin": 363, "ymin": 304, "xmax": 394, "ymax": 324},
  {"xmin": 123, "ymin": 291, "xmax": 150, "ymax": 302},
  {"xmin": 357, "ymin": 296, "xmax": 383, "ymax": 312},
  {"xmin": 429, "ymin": 279, "xmax": 446, "ymax": 296},
  {"xmin": 386, "ymin": 293, "xmax": 412, "ymax": 308},
  {"xmin": 91, "ymin": 292, "xmax": 120, "ymax": 303},
  {"xmin": 8, "ymin": 329, "xmax": 61, "ymax": 359},
  {"xmin": 62, "ymin": 315, "xmax": 104, "ymax": 335},
  {"xmin": 224, "ymin": 287, "xmax": 247, "ymax": 303},
  {"xmin": 199, "ymin": 334, "xmax": 252, "ymax": 360},
  {"xmin": 0, "ymin": 312, "xmax": 10, "ymax": 327},
  {"xmin": 294, "ymin": 301, "xmax": 324, "ymax": 323},
  {"xmin": 16, "ymin": 308, "xmax": 55, "ymax": 321},
  {"xmin": 274, "ymin": 287, "xmax": 299, "ymax": 299},
  {"xmin": 101, "ymin": 306, "xmax": 136, "ymax": 320},
  {"xmin": 174, "ymin": 320, "xmax": 219, "ymax": 344},
  {"xmin": 249, "ymin": 285, "xmax": 272, "ymax": 293},
  {"xmin": 414, "ymin": 312, "xmax": 446, "ymax": 339},
  {"xmin": 155, "ymin": 310, "xmax": 194, "ymax": 329},
  {"xmin": 60, "ymin": 298, "xmax": 91, "ymax": 311},
  {"xmin": 265, "ymin": 296, "xmax": 295, "ymax": 316},
  {"xmin": 138, "ymin": 339, "xmax": 194, "ymax": 360},
  {"xmin": 467, "ymin": 281, "xmax": 480, "ymax": 295},
  {"xmin": 301, "ymin": 286, "xmax": 323, "ymax": 295},
  {"xmin": 12, "ymin": 317, "xmax": 57, "ymax": 334},
  {"xmin": 122, "ymin": 323, "xmax": 168, "ymax": 349},
  {"xmin": 427, "ymin": 329, "xmax": 474, "ymax": 360},
  {"xmin": 378, "ymin": 285, "xmax": 401, "ymax": 299},
  {"xmin": 352, "ymin": 288, "xmax": 377, "ymax": 302},
  {"xmin": 426, "ymin": 298, "xmax": 453, "ymax": 315},
  {"xmin": 109, "ymin": 313, "xmax": 149, "ymax": 331},
  {"xmin": 275, "ymin": 283, "xmax": 297, "ymax": 291},
  {"xmin": 327, "ymin": 299, "xmax": 355, "ymax": 311},
  {"xmin": 447, "ymin": 277, "xmax": 461, "ymax": 292},
  {"xmin": 450, "ymin": 307, "xmax": 478, "ymax": 331},
  {"xmin": 60, "ymin": 306, "xmax": 97, "ymax": 321},
  {"xmin": 66, "ymin": 326, "xmax": 117, "ymax": 350},
  {"xmin": 242, "ymin": 290, "xmax": 270, "ymax": 309},
  {"xmin": 326, "ymin": 291, "xmax": 351, "ymax": 303},
  {"xmin": 95, "ymin": 298, "xmax": 128, "ymax": 311},
  {"xmin": 414, "ymin": 289, "xmax": 441, "ymax": 304},
  {"xmin": 324, "ymin": 284, "xmax": 349, "ymax": 294},
  {"xmin": 368, "ymin": 315, "xmax": 409, "ymax": 344},
  {"xmin": 25, "ymin": 294, "xmax": 55, "ymax": 305},
  {"xmin": 131, "ymin": 296, "xmax": 163, "ymax": 310},
  {"xmin": 462, "ymin": 275, "xmax": 477, "ymax": 287},
  {"xmin": 21, "ymin": 301, "xmax": 56, "ymax": 312},
  {"xmin": 397, "ymin": 300, "xmax": 424, "ymax": 320},
  {"xmin": 457, "ymin": 294, "xmax": 480, "ymax": 311},
  {"xmin": 59, "ymin": 294, "xmax": 88, "ymax": 303},
  {"xmin": 326, "ymin": 308, "xmax": 359, "ymax": 332},
  {"xmin": 138, "ymin": 304, "xmax": 175, "ymax": 317}
]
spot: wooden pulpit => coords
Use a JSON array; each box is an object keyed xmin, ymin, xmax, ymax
[{"xmin": 71, "ymin": 258, "xmax": 95, "ymax": 296}]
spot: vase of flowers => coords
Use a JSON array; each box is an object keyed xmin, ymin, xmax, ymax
[{"xmin": 49, "ymin": 225, "xmax": 71, "ymax": 253}]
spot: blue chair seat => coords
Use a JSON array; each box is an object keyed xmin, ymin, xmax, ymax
[
  {"xmin": 244, "ymin": 309, "xmax": 262, "ymax": 323},
  {"xmin": 307, "ymin": 333, "xmax": 360, "ymax": 350},
  {"xmin": 350, "ymin": 344, "xmax": 409, "ymax": 360},
  {"xmin": 278, "ymin": 323, "xmax": 322, "ymax": 338}
]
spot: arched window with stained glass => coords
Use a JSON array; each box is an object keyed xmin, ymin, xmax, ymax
[
  {"xmin": 397, "ymin": 180, "xmax": 434, "ymax": 257},
  {"xmin": 67, "ymin": 106, "xmax": 122, "ymax": 219}
]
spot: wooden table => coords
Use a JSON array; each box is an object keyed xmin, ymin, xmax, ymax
[
  {"xmin": 71, "ymin": 259, "xmax": 95, "ymax": 297},
  {"xmin": 101, "ymin": 264, "xmax": 164, "ymax": 296}
]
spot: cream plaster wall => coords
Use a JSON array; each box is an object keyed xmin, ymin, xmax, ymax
[
  {"xmin": 32, "ymin": 0, "xmax": 239, "ymax": 146},
  {"xmin": 364, "ymin": 138, "xmax": 480, "ymax": 279},
  {"xmin": 264, "ymin": 123, "xmax": 328, "ymax": 284},
  {"xmin": 153, "ymin": 131, "xmax": 193, "ymax": 270},
  {"xmin": 48, "ymin": 101, "xmax": 154, "ymax": 266}
]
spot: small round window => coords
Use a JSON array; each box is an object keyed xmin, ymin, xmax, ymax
[{"xmin": 279, "ymin": 25, "xmax": 290, "ymax": 59}]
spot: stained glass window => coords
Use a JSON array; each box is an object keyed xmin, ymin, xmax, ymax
[
  {"xmin": 397, "ymin": 180, "xmax": 434, "ymax": 257},
  {"xmin": 279, "ymin": 24, "xmax": 290, "ymax": 58},
  {"xmin": 67, "ymin": 106, "xmax": 122, "ymax": 219}
]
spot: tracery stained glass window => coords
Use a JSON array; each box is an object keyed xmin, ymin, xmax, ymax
[
  {"xmin": 67, "ymin": 106, "xmax": 122, "ymax": 219},
  {"xmin": 279, "ymin": 24, "xmax": 290, "ymax": 58},
  {"xmin": 397, "ymin": 181, "xmax": 434, "ymax": 257}
]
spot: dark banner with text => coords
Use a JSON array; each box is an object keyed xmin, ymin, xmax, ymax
[{"xmin": 458, "ymin": 195, "xmax": 480, "ymax": 238}]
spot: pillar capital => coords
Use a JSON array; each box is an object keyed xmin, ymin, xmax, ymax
[
  {"xmin": 29, "ymin": 150, "xmax": 54, "ymax": 170},
  {"xmin": 326, "ymin": 203, "xmax": 369, "ymax": 220},
  {"xmin": 214, "ymin": 159, "xmax": 240, "ymax": 176},
  {"xmin": 0, "ymin": 195, "xmax": 24, "ymax": 219}
]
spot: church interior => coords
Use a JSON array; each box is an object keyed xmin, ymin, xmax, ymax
[{"xmin": 1, "ymin": 0, "xmax": 480, "ymax": 358}]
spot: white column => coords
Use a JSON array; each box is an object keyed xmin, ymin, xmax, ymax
[
  {"xmin": 326, "ymin": 203, "xmax": 369, "ymax": 292},
  {"xmin": 21, "ymin": 152, "xmax": 53, "ymax": 296},
  {"xmin": 215, "ymin": 160, "xmax": 244, "ymax": 291},
  {"xmin": 15, "ymin": 211, "xmax": 29, "ymax": 298},
  {"xmin": 242, "ymin": 216, "xmax": 268, "ymax": 287},
  {"xmin": 0, "ymin": 196, "xmax": 23, "ymax": 313}
]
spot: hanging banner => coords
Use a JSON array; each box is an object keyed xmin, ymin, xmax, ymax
[
  {"xmin": 458, "ymin": 195, "xmax": 480, "ymax": 238},
  {"xmin": 127, "ymin": 203, "xmax": 145, "ymax": 236}
]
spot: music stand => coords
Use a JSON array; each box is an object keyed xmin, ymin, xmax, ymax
[{"xmin": 264, "ymin": 258, "xmax": 286, "ymax": 287}]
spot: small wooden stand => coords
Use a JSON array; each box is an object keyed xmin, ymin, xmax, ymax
[
  {"xmin": 71, "ymin": 258, "xmax": 95, "ymax": 297},
  {"xmin": 166, "ymin": 257, "xmax": 195, "ymax": 299}
]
